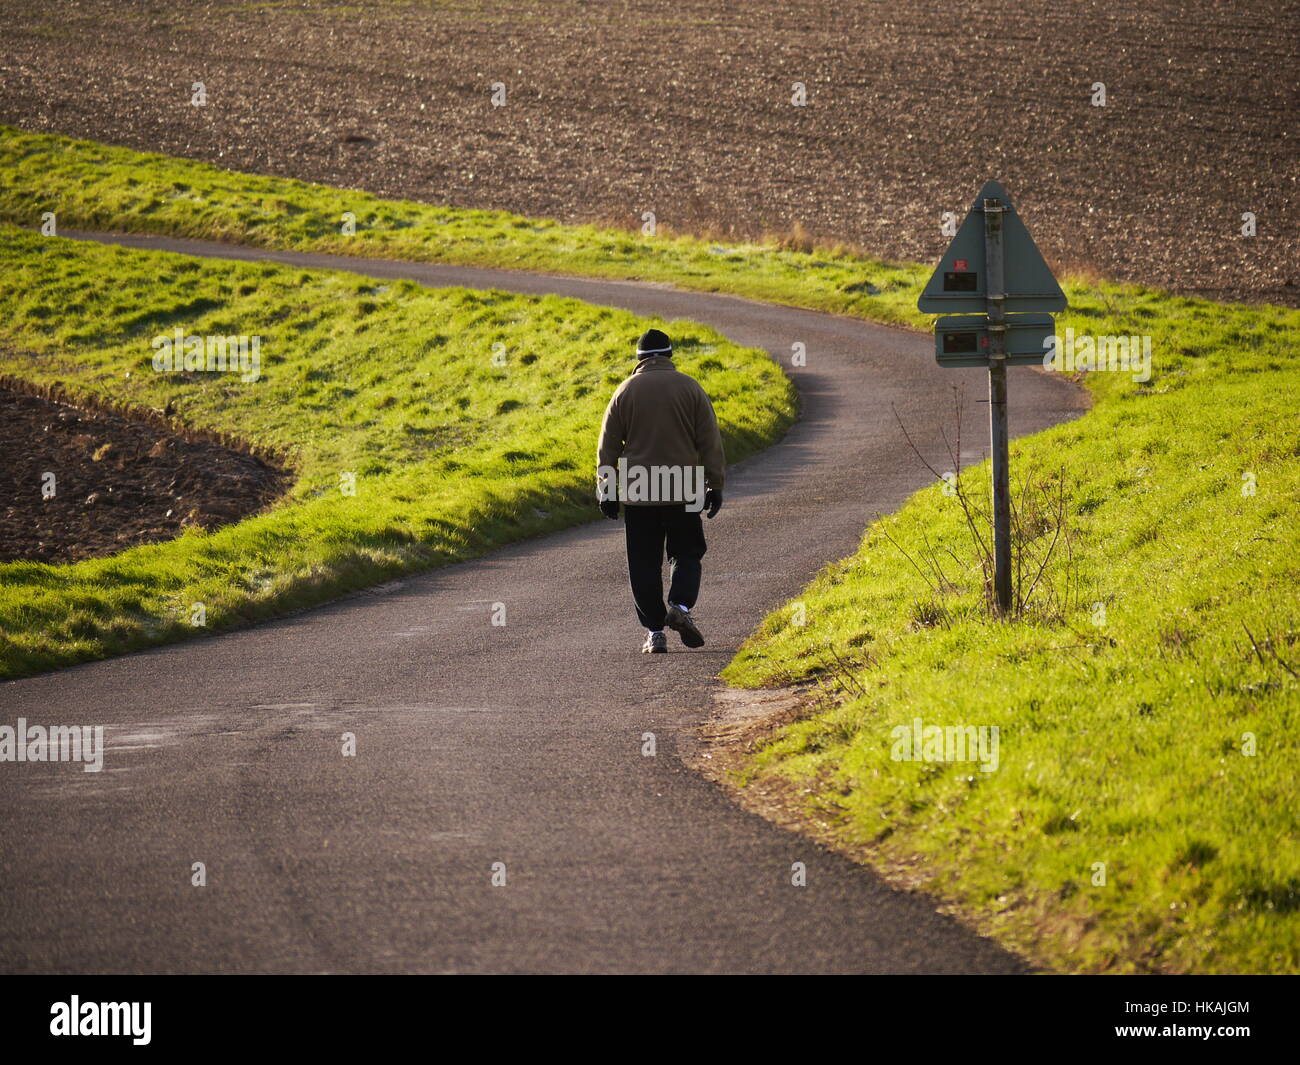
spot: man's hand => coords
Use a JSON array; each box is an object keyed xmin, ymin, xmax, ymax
[
  {"xmin": 704, "ymin": 489, "xmax": 723, "ymax": 519},
  {"xmin": 599, "ymin": 499, "xmax": 621, "ymax": 520}
]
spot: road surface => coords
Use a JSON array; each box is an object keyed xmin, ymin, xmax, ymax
[{"xmin": 0, "ymin": 232, "xmax": 1086, "ymax": 973}]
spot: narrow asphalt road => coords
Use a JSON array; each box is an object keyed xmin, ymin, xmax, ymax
[{"xmin": 0, "ymin": 232, "xmax": 1086, "ymax": 973}]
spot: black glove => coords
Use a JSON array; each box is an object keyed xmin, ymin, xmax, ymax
[
  {"xmin": 599, "ymin": 498, "xmax": 621, "ymax": 520},
  {"xmin": 704, "ymin": 489, "xmax": 722, "ymax": 519}
]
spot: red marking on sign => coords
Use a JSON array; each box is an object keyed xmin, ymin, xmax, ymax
[
  {"xmin": 954, "ymin": 259, "xmax": 968, "ymax": 270},
  {"xmin": 980, "ymin": 335, "xmax": 989, "ymax": 348}
]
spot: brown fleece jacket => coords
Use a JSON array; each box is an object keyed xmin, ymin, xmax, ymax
[{"xmin": 596, "ymin": 356, "xmax": 726, "ymax": 506}]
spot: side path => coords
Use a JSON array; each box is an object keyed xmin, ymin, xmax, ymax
[{"xmin": 0, "ymin": 231, "xmax": 1087, "ymax": 972}]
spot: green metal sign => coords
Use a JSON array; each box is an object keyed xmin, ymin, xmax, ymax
[
  {"xmin": 935, "ymin": 313, "xmax": 1056, "ymax": 367},
  {"xmin": 918, "ymin": 180, "xmax": 1066, "ymax": 314}
]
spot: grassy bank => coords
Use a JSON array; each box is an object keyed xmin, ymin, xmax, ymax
[
  {"xmin": 0, "ymin": 225, "xmax": 795, "ymax": 678},
  {"xmin": 0, "ymin": 125, "xmax": 929, "ymax": 327},
  {"xmin": 722, "ymin": 291, "xmax": 1300, "ymax": 972}
]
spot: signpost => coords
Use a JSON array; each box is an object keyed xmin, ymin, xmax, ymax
[{"xmin": 918, "ymin": 180, "xmax": 1067, "ymax": 615}]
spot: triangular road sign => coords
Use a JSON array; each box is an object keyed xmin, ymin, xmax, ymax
[{"xmin": 918, "ymin": 180, "xmax": 1066, "ymax": 313}]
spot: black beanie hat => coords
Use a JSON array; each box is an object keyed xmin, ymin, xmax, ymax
[{"xmin": 635, "ymin": 328, "xmax": 673, "ymax": 359}]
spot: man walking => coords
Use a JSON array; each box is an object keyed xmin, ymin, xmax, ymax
[{"xmin": 596, "ymin": 328, "xmax": 725, "ymax": 653}]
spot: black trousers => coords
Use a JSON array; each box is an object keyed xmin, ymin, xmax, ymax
[{"xmin": 623, "ymin": 504, "xmax": 708, "ymax": 630}]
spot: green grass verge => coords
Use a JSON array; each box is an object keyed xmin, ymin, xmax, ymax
[
  {"xmin": 2, "ymin": 127, "xmax": 1297, "ymax": 973},
  {"xmin": 0, "ymin": 125, "xmax": 930, "ymax": 327},
  {"xmin": 722, "ymin": 294, "xmax": 1300, "ymax": 972},
  {"xmin": 0, "ymin": 224, "xmax": 796, "ymax": 678}
]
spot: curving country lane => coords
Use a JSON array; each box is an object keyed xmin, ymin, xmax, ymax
[{"xmin": 0, "ymin": 231, "xmax": 1086, "ymax": 973}]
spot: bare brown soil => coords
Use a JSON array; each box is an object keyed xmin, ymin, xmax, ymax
[
  {"xmin": 0, "ymin": 0, "xmax": 1294, "ymax": 306},
  {"xmin": 0, "ymin": 381, "xmax": 289, "ymax": 564}
]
